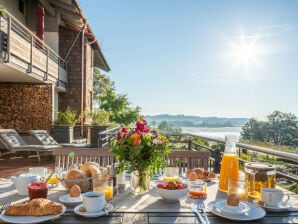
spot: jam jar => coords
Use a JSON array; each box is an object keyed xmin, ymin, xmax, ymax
[
  {"xmin": 244, "ymin": 162, "xmax": 276, "ymax": 199},
  {"xmin": 28, "ymin": 181, "xmax": 48, "ymax": 200},
  {"xmin": 188, "ymin": 180, "xmax": 207, "ymax": 199}
]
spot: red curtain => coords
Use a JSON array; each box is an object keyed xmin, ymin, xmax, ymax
[{"xmin": 36, "ymin": 3, "xmax": 45, "ymax": 46}]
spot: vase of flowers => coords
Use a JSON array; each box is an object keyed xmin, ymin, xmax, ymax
[{"xmin": 110, "ymin": 119, "xmax": 170, "ymax": 195}]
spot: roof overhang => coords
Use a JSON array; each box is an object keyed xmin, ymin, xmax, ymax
[{"xmin": 42, "ymin": 0, "xmax": 111, "ymax": 72}]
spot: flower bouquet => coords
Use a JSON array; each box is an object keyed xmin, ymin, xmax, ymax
[{"xmin": 109, "ymin": 119, "xmax": 170, "ymax": 194}]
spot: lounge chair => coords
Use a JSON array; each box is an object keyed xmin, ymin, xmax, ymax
[
  {"xmin": 29, "ymin": 130, "xmax": 90, "ymax": 148},
  {"xmin": 0, "ymin": 129, "xmax": 60, "ymax": 162}
]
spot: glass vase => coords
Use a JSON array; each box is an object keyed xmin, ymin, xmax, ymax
[{"xmin": 130, "ymin": 170, "xmax": 150, "ymax": 195}]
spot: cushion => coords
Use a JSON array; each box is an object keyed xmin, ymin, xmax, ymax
[
  {"xmin": 29, "ymin": 130, "xmax": 59, "ymax": 145},
  {"xmin": 0, "ymin": 129, "xmax": 27, "ymax": 149}
]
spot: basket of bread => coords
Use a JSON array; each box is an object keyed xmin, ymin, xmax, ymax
[
  {"xmin": 57, "ymin": 162, "xmax": 105, "ymax": 192},
  {"xmin": 185, "ymin": 167, "xmax": 216, "ymax": 181}
]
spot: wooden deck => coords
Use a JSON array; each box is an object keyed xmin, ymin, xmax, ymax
[{"xmin": 0, "ymin": 154, "xmax": 55, "ymax": 178}]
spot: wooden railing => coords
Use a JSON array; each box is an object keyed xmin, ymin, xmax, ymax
[
  {"xmin": 98, "ymin": 128, "xmax": 298, "ymax": 183},
  {"xmin": 0, "ymin": 10, "xmax": 67, "ymax": 89}
]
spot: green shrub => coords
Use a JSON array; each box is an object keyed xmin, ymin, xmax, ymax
[{"xmin": 54, "ymin": 106, "xmax": 83, "ymax": 126}]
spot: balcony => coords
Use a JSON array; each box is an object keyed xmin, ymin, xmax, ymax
[{"xmin": 0, "ymin": 10, "xmax": 67, "ymax": 91}]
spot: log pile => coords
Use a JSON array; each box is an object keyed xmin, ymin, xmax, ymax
[{"xmin": 0, "ymin": 84, "xmax": 52, "ymax": 133}]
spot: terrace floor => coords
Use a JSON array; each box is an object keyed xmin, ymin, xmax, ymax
[{"xmin": 0, "ymin": 154, "xmax": 55, "ymax": 178}]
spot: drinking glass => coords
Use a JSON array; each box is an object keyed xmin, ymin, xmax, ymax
[
  {"xmin": 162, "ymin": 167, "xmax": 179, "ymax": 182},
  {"xmin": 29, "ymin": 167, "xmax": 47, "ymax": 181},
  {"xmin": 116, "ymin": 173, "xmax": 126, "ymax": 193},
  {"xmin": 228, "ymin": 178, "xmax": 248, "ymax": 200},
  {"xmin": 93, "ymin": 177, "xmax": 113, "ymax": 201},
  {"xmin": 46, "ymin": 168, "xmax": 61, "ymax": 188}
]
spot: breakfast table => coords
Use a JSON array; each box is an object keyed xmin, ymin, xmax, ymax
[{"xmin": 0, "ymin": 177, "xmax": 297, "ymax": 224}]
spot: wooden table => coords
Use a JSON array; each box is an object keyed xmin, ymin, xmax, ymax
[{"xmin": 0, "ymin": 177, "xmax": 297, "ymax": 224}]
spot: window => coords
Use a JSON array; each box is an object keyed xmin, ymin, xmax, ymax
[{"xmin": 19, "ymin": 0, "xmax": 25, "ymax": 14}]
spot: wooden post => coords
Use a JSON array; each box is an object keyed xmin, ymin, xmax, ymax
[{"xmin": 214, "ymin": 147, "xmax": 221, "ymax": 173}]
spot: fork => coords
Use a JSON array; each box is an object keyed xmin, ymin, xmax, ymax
[
  {"xmin": 190, "ymin": 203, "xmax": 206, "ymax": 224},
  {"xmin": 0, "ymin": 200, "xmax": 11, "ymax": 213},
  {"xmin": 197, "ymin": 199, "xmax": 210, "ymax": 224}
]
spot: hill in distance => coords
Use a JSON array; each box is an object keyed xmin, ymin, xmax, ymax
[{"xmin": 144, "ymin": 114, "xmax": 249, "ymax": 127}]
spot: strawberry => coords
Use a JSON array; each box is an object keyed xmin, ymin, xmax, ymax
[{"xmin": 157, "ymin": 183, "xmax": 165, "ymax": 189}]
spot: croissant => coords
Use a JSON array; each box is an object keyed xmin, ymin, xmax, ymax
[{"xmin": 4, "ymin": 198, "xmax": 63, "ymax": 216}]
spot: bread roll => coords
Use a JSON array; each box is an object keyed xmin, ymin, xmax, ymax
[
  {"xmin": 80, "ymin": 162, "xmax": 99, "ymax": 176},
  {"xmin": 4, "ymin": 198, "xmax": 63, "ymax": 216},
  {"xmin": 194, "ymin": 168, "xmax": 204, "ymax": 176},
  {"xmin": 188, "ymin": 171, "xmax": 197, "ymax": 181},
  {"xmin": 186, "ymin": 169, "xmax": 194, "ymax": 178},
  {"xmin": 89, "ymin": 165, "xmax": 101, "ymax": 177},
  {"xmin": 208, "ymin": 172, "xmax": 216, "ymax": 179},
  {"xmin": 65, "ymin": 169, "xmax": 90, "ymax": 192}
]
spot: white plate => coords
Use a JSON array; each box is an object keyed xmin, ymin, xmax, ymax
[
  {"xmin": 0, "ymin": 203, "xmax": 66, "ymax": 224},
  {"xmin": 253, "ymin": 199, "xmax": 292, "ymax": 212},
  {"xmin": 74, "ymin": 203, "xmax": 113, "ymax": 218},
  {"xmin": 208, "ymin": 200, "xmax": 266, "ymax": 221},
  {"xmin": 59, "ymin": 194, "xmax": 82, "ymax": 205}
]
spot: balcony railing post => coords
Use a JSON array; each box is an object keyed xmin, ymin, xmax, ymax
[
  {"xmin": 44, "ymin": 48, "xmax": 49, "ymax": 81},
  {"xmin": 27, "ymin": 36, "xmax": 33, "ymax": 73},
  {"xmin": 214, "ymin": 147, "xmax": 221, "ymax": 173},
  {"xmin": 187, "ymin": 139, "xmax": 192, "ymax": 150},
  {"xmin": 5, "ymin": 15, "xmax": 11, "ymax": 63}
]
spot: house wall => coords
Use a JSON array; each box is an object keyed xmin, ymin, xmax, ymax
[
  {"xmin": 0, "ymin": 84, "xmax": 52, "ymax": 132},
  {"xmin": 58, "ymin": 26, "xmax": 94, "ymax": 124},
  {"xmin": 58, "ymin": 26, "xmax": 83, "ymax": 115},
  {"xmin": 0, "ymin": 0, "xmax": 26, "ymax": 24}
]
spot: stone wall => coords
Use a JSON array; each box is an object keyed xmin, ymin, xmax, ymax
[{"xmin": 0, "ymin": 84, "xmax": 52, "ymax": 133}]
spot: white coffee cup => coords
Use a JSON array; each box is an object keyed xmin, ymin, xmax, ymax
[
  {"xmin": 83, "ymin": 192, "xmax": 106, "ymax": 212},
  {"xmin": 261, "ymin": 188, "xmax": 290, "ymax": 207}
]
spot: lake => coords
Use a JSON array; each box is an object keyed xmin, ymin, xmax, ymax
[{"xmin": 181, "ymin": 126, "xmax": 243, "ymax": 139}]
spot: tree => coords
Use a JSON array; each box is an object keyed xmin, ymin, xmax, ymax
[
  {"xmin": 267, "ymin": 111, "xmax": 298, "ymax": 146},
  {"xmin": 158, "ymin": 121, "xmax": 182, "ymax": 134},
  {"xmin": 93, "ymin": 70, "xmax": 140, "ymax": 125},
  {"xmin": 241, "ymin": 118, "xmax": 267, "ymax": 141},
  {"xmin": 241, "ymin": 111, "xmax": 298, "ymax": 147},
  {"xmin": 93, "ymin": 68, "xmax": 113, "ymax": 108}
]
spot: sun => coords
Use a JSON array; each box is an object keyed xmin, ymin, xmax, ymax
[{"xmin": 229, "ymin": 34, "xmax": 263, "ymax": 71}]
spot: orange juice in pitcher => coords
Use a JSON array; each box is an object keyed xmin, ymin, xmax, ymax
[{"xmin": 218, "ymin": 134, "xmax": 239, "ymax": 192}]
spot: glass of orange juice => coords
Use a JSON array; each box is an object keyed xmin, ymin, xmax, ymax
[
  {"xmin": 93, "ymin": 177, "xmax": 113, "ymax": 201},
  {"xmin": 46, "ymin": 168, "xmax": 60, "ymax": 188}
]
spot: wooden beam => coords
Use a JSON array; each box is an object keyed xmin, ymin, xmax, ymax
[
  {"xmin": 54, "ymin": 6, "xmax": 81, "ymax": 21},
  {"xmin": 39, "ymin": 0, "xmax": 55, "ymax": 17},
  {"xmin": 48, "ymin": 0, "xmax": 77, "ymax": 13}
]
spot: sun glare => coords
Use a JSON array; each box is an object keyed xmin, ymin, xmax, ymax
[{"xmin": 229, "ymin": 34, "xmax": 263, "ymax": 71}]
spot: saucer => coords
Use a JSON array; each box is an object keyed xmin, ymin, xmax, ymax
[
  {"xmin": 208, "ymin": 200, "xmax": 266, "ymax": 221},
  {"xmin": 215, "ymin": 200, "xmax": 250, "ymax": 214},
  {"xmin": 74, "ymin": 203, "xmax": 113, "ymax": 218},
  {"xmin": 253, "ymin": 199, "xmax": 292, "ymax": 212},
  {"xmin": 59, "ymin": 194, "xmax": 82, "ymax": 205}
]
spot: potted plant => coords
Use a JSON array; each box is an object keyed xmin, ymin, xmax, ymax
[
  {"xmin": 89, "ymin": 109, "xmax": 113, "ymax": 148},
  {"xmin": 0, "ymin": 5, "xmax": 6, "ymax": 18},
  {"xmin": 52, "ymin": 106, "xmax": 84, "ymax": 144}
]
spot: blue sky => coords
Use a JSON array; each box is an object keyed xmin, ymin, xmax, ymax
[{"xmin": 78, "ymin": 0, "xmax": 298, "ymax": 120}]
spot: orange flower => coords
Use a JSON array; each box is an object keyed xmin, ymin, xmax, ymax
[{"xmin": 130, "ymin": 133, "xmax": 141, "ymax": 146}]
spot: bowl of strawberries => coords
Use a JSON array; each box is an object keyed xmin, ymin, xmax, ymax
[{"xmin": 155, "ymin": 180, "xmax": 189, "ymax": 202}]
